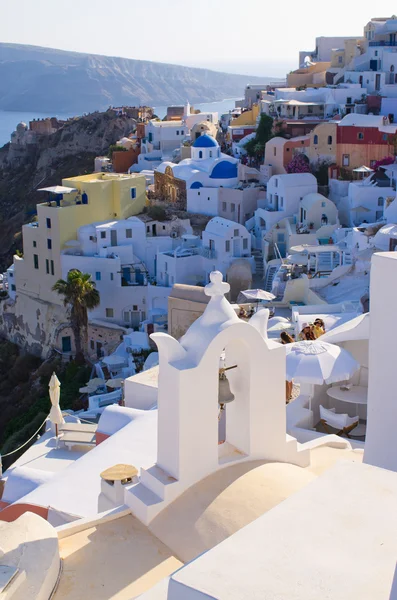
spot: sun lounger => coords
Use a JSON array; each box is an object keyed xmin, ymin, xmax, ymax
[
  {"xmin": 59, "ymin": 431, "xmax": 97, "ymax": 450},
  {"xmin": 59, "ymin": 423, "xmax": 97, "ymax": 434}
]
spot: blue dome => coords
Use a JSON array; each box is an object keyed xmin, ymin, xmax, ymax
[
  {"xmin": 190, "ymin": 181, "xmax": 203, "ymax": 189},
  {"xmin": 193, "ymin": 134, "xmax": 218, "ymax": 148},
  {"xmin": 210, "ymin": 161, "xmax": 238, "ymax": 180}
]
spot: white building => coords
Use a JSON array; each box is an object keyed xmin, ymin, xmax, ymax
[
  {"xmin": 255, "ymin": 173, "xmax": 318, "ymax": 235},
  {"xmin": 156, "ymin": 218, "xmax": 252, "ymax": 287},
  {"xmin": 60, "ymin": 217, "xmax": 193, "ymax": 327}
]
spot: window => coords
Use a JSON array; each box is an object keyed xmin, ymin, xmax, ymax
[
  {"xmin": 321, "ymin": 201, "xmax": 326, "ymax": 207},
  {"xmin": 375, "ymin": 51, "xmax": 378, "ymax": 57},
  {"xmin": 50, "ymin": 260, "xmax": 54, "ymax": 276},
  {"xmin": 391, "ymin": 65, "xmax": 395, "ymax": 72},
  {"xmin": 96, "ymin": 271, "xmax": 101, "ymax": 281},
  {"xmin": 126, "ymin": 228, "xmax": 132, "ymax": 238},
  {"xmin": 33, "ymin": 240, "xmax": 37, "ymax": 248},
  {"xmin": 90, "ymin": 340, "xmax": 95, "ymax": 350},
  {"xmin": 231, "ymin": 203, "xmax": 235, "ymax": 212},
  {"xmin": 222, "ymin": 202, "xmax": 227, "ymax": 211},
  {"xmin": 347, "ymin": 97, "xmax": 352, "ymax": 105},
  {"xmin": 106, "ymin": 308, "xmax": 114, "ymax": 318},
  {"xmin": 308, "ymin": 106, "xmax": 313, "ymax": 114},
  {"xmin": 338, "ymin": 56, "xmax": 343, "ymax": 64},
  {"xmin": 46, "ymin": 218, "xmax": 51, "ymax": 229},
  {"xmin": 8, "ymin": 272, "xmax": 12, "ymax": 278},
  {"xmin": 162, "ymin": 225, "xmax": 166, "ymax": 229},
  {"xmin": 100, "ymin": 231, "xmax": 106, "ymax": 239},
  {"xmin": 358, "ymin": 132, "xmax": 364, "ymax": 140},
  {"xmin": 11, "ymin": 284, "xmax": 16, "ymax": 292},
  {"xmin": 131, "ymin": 188, "xmax": 136, "ymax": 199},
  {"xmin": 234, "ymin": 229, "xmax": 239, "ymax": 236},
  {"xmin": 225, "ymin": 240, "xmax": 230, "ymax": 252},
  {"xmin": 382, "ymin": 133, "xmax": 388, "ymax": 141},
  {"xmin": 327, "ymin": 136, "xmax": 333, "ymax": 145},
  {"xmin": 273, "ymin": 147, "xmax": 277, "ymax": 156},
  {"xmin": 378, "ymin": 197, "xmax": 384, "ymax": 206},
  {"xmin": 313, "ymin": 135, "xmax": 318, "ymax": 144},
  {"xmin": 110, "ymin": 273, "xmax": 114, "ymax": 281},
  {"xmin": 376, "ymin": 210, "xmax": 383, "ymax": 220},
  {"xmin": 277, "ymin": 233, "xmax": 284, "ymax": 242},
  {"xmin": 46, "ymin": 259, "xmax": 49, "ymax": 274},
  {"xmin": 33, "ymin": 254, "xmax": 39, "ymax": 269},
  {"xmin": 343, "ymin": 154, "xmax": 350, "ymax": 166},
  {"xmin": 280, "ymin": 197, "xmax": 284, "ymax": 208},
  {"xmin": 199, "ymin": 151, "xmax": 203, "ymax": 159},
  {"xmin": 209, "ymin": 151, "xmax": 212, "ymax": 157},
  {"xmin": 47, "ymin": 238, "xmax": 52, "ymax": 250},
  {"xmin": 133, "ymin": 305, "xmax": 138, "ymax": 311},
  {"xmin": 165, "ymin": 262, "xmax": 168, "ymax": 272},
  {"xmin": 243, "ymin": 238, "xmax": 248, "ymax": 249},
  {"xmin": 176, "ymin": 130, "xmax": 179, "ymax": 135},
  {"xmin": 275, "ymin": 178, "xmax": 278, "ymax": 188}
]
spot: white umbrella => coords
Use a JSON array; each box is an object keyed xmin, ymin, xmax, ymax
[
  {"xmin": 79, "ymin": 385, "xmax": 97, "ymax": 394},
  {"xmin": 86, "ymin": 377, "xmax": 106, "ymax": 388},
  {"xmin": 102, "ymin": 355, "xmax": 127, "ymax": 367},
  {"xmin": 49, "ymin": 372, "xmax": 64, "ymax": 437},
  {"xmin": 106, "ymin": 378, "xmax": 124, "ymax": 389},
  {"xmin": 241, "ymin": 289, "xmax": 276, "ymax": 302},
  {"xmin": 285, "ymin": 340, "xmax": 359, "ymax": 386}
]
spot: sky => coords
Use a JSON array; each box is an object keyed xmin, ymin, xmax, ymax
[{"xmin": 1, "ymin": 1, "xmax": 397, "ymax": 77}]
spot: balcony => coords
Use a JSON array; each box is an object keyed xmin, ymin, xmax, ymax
[{"xmin": 369, "ymin": 40, "xmax": 397, "ymax": 47}]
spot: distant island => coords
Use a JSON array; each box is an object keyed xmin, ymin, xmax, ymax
[{"xmin": 0, "ymin": 43, "xmax": 276, "ymax": 113}]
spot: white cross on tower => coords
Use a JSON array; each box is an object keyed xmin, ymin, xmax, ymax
[{"xmin": 205, "ymin": 271, "xmax": 230, "ymax": 298}]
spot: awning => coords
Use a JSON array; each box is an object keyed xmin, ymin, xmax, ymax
[
  {"xmin": 353, "ymin": 166, "xmax": 374, "ymax": 173},
  {"xmin": 350, "ymin": 206, "xmax": 370, "ymax": 212},
  {"xmin": 38, "ymin": 186, "xmax": 77, "ymax": 194}
]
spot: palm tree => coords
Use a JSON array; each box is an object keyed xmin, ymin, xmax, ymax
[{"xmin": 53, "ymin": 270, "xmax": 100, "ymax": 362}]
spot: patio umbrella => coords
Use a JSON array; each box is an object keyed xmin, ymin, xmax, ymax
[
  {"xmin": 49, "ymin": 372, "xmax": 64, "ymax": 438},
  {"xmin": 353, "ymin": 166, "xmax": 374, "ymax": 173},
  {"xmin": 102, "ymin": 355, "xmax": 127, "ymax": 367},
  {"xmin": 106, "ymin": 378, "xmax": 124, "ymax": 389},
  {"xmin": 241, "ymin": 289, "xmax": 275, "ymax": 311},
  {"xmin": 285, "ymin": 340, "xmax": 359, "ymax": 385},
  {"xmin": 86, "ymin": 377, "xmax": 106, "ymax": 388},
  {"xmin": 79, "ymin": 385, "xmax": 97, "ymax": 394}
]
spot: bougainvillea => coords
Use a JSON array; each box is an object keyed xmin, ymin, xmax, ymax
[
  {"xmin": 286, "ymin": 153, "xmax": 311, "ymax": 174},
  {"xmin": 372, "ymin": 156, "xmax": 395, "ymax": 171}
]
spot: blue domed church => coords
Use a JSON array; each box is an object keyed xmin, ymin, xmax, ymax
[{"xmin": 154, "ymin": 134, "xmax": 239, "ymax": 207}]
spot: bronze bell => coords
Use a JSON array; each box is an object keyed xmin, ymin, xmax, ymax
[{"xmin": 218, "ymin": 371, "xmax": 235, "ymax": 411}]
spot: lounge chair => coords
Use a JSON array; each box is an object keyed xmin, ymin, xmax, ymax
[
  {"xmin": 59, "ymin": 422, "xmax": 97, "ymax": 434},
  {"xmin": 319, "ymin": 405, "xmax": 359, "ymax": 438}
]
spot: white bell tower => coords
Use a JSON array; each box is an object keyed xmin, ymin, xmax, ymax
[{"xmin": 125, "ymin": 271, "xmax": 309, "ymax": 525}]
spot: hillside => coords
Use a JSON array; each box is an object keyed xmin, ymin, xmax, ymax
[
  {"xmin": 0, "ymin": 43, "xmax": 272, "ymax": 113},
  {"xmin": 0, "ymin": 111, "xmax": 138, "ymax": 270}
]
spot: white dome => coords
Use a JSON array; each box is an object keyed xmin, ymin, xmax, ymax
[{"xmin": 16, "ymin": 122, "xmax": 27, "ymax": 133}]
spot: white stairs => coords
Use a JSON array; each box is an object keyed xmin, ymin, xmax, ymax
[
  {"xmin": 252, "ymin": 250, "xmax": 264, "ymax": 281},
  {"xmin": 264, "ymin": 264, "xmax": 278, "ymax": 292}
]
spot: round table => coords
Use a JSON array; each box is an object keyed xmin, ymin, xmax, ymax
[{"xmin": 326, "ymin": 386, "xmax": 367, "ymax": 436}]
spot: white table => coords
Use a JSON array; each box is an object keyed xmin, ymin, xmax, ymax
[{"xmin": 326, "ymin": 385, "xmax": 367, "ymax": 436}]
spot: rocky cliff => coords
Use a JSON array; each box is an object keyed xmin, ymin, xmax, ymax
[
  {"xmin": 0, "ymin": 111, "xmax": 137, "ymax": 270},
  {"xmin": 0, "ymin": 43, "xmax": 269, "ymax": 113}
]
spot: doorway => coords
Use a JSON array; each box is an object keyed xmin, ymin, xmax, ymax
[
  {"xmin": 62, "ymin": 336, "xmax": 71, "ymax": 353},
  {"xmin": 375, "ymin": 73, "xmax": 381, "ymax": 91},
  {"xmin": 233, "ymin": 238, "xmax": 241, "ymax": 257},
  {"xmin": 110, "ymin": 230, "xmax": 118, "ymax": 247}
]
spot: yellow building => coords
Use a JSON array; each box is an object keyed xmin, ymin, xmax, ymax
[
  {"xmin": 229, "ymin": 104, "xmax": 260, "ymax": 127},
  {"xmin": 307, "ymin": 122, "xmax": 337, "ymax": 166},
  {"xmin": 14, "ymin": 173, "xmax": 146, "ymax": 304},
  {"xmin": 287, "ymin": 63, "xmax": 330, "ymax": 88}
]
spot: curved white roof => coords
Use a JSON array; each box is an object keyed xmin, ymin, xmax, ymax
[
  {"xmin": 156, "ymin": 161, "xmax": 176, "ymax": 174},
  {"xmin": 321, "ymin": 313, "xmax": 370, "ymax": 343},
  {"xmin": 338, "ymin": 114, "xmax": 388, "ymax": 128},
  {"xmin": 205, "ymin": 217, "xmax": 244, "ymax": 236},
  {"xmin": 373, "ymin": 224, "xmax": 397, "ymax": 251},
  {"xmin": 300, "ymin": 192, "xmax": 332, "ymax": 211},
  {"xmin": 271, "ymin": 173, "xmax": 317, "ymax": 188}
]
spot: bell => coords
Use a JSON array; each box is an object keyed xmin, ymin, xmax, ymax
[{"xmin": 218, "ymin": 373, "xmax": 235, "ymax": 410}]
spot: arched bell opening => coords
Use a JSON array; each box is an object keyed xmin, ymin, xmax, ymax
[{"xmin": 216, "ymin": 338, "xmax": 252, "ymax": 464}]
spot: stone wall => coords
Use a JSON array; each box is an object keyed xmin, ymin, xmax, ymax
[
  {"xmin": 154, "ymin": 170, "xmax": 187, "ymax": 209},
  {"xmin": 0, "ymin": 292, "xmax": 125, "ymax": 360}
]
